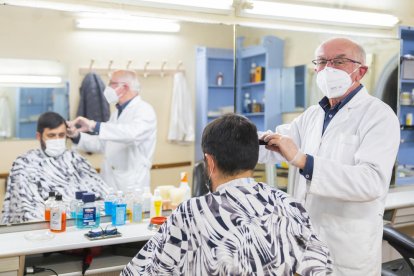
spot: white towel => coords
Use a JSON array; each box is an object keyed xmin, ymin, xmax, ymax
[
  {"xmin": 0, "ymin": 97, "xmax": 12, "ymax": 138},
  {"xmin": 168, "ymin": 72, "xmax": 194, "ymax": 144}
]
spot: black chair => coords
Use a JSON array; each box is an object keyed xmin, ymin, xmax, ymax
[
  {"xmin": 191, "ymin": 160, "xmax": 209, "ymax": 197},
  {"xmin": 382, "ymin": 224, "xmax": 414, "ymax": 276}
]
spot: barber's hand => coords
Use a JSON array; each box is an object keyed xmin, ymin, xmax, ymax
[
  {"xmin": 66, "ymin": 124, "xmax": 80, "ymax": 139},
  {"xmin": 69, "ymin": 116, "xmax": 96, "ymax": 133},
  {"xmin": 262, "ymin": 133, "xmax": 306, "ymax": 168}
]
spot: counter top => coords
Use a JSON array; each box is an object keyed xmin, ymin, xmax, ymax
[
  {"xmin": 385, "ymin": 189, "xmax": 414, "ymax": 210},
  {"xmin": 0, "ymin": 221, "xmax": 154, "ymax": 258}
]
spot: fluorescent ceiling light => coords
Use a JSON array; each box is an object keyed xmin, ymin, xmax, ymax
[
  {"xmin": 76, "ymin": 17, "xmax": 180, "ymax": 32},
  {"xmin": 104, "ymin": 0, "xmax": 233, "ymax": 14},
  {"xmin": 243, "ymin": 1, "xmax": 399, "ymax": 28},
  {"xmin": 0, "ymin": 75, "xmax": 62, "ymax": 84}
]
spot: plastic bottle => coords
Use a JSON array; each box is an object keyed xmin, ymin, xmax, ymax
[
  {"xmin": 142, "ymin": 187, "xmax": 153, "ymax": 219},
  {"xmin": 70, "ymin": 190, "xmax": 87, "ymax": 219},
  {"xmin": 44, "ymin": 191, "xmax": 56, "ymax": 221},
  {"xmin": 112, "ymin": 191, "xmax": 127, "ymax": 226},
  {"xmin": 243, "ymin": 93, "xmax": 252, "ymax": 113},
  {"xmin": 216, "ymin": 72, "xmax": 224, "ymax": 86},
  {"xmin": 152, "ymin": 188, "xmax": 163, "ymax": 217},
  {"xmin": 77, "ymin": 193, "xmax": 100, "ymax": 229},
  {"xmin": 104, "ymin": 188, "xmax": 117, "ymax": 216},
  {"xmin": 132, "ymin": 188, "xmax": 143, "ymax": 223},
  {"xmin": 50, "ymin": 194, "xmax": 66, "ymax": 233},
  {"xmin": 124, "ymin": 186, "xmax": 135, "ymax": 222},
  {"xmin": 179, "ymin": 172, "xmax": 191, "ymax": 201},
  {"xmin": 250, "ymin": 63, "xmax": 256, "ymax": 83}
]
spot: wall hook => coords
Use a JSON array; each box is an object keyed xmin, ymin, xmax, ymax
[
  {"xmin": 89, "ymin": 59, "xmax": 95, "ymax": 71},
  {"xmin": 126, "ymin": 60, "xmax": 132, "ymax": 70},
  {"xmin": 160, "ymin": 60, "xmax": 167, "ymax": 78},
  {"xmin": 176, "ymin": 60, "xmax": 183, "ymax": 71},
  {"xmin": 143, "ymin": 61, "xmax": 150, "ymax": 78}
]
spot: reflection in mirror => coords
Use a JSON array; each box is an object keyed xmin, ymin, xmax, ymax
[
  {"xmin": 0, "ymin": 5, "xmax": 233, "ymax": 226},
  {"xmin": 235, "ymin": 25, "xmax": 400, "ymax": 190},
  {"xmin": 0, "ymin": 84, "xmax": 69, "ymax": 139},
  {"xmin": 0, "ymin": 58, "xmax": 69, "ymax": 139}
]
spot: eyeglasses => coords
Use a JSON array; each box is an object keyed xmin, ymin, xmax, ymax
[
  {"xmin": 84, "ymin": 225, "xmax": 121, "ymax": 240},
  {"xmin": 312, "ymin": 58, "xmax": 361, "ymax": 67},
  {"xmin": 108, "ymin": 81, "xmax": 126, "ymax": 87}
]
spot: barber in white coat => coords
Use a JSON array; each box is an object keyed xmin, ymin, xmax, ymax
[
  {"xmin": 68, "ymin": 70, "xmax": 157, "ymax": 192},
  {"xmin": 259, "ymin": 38, "xmax": 400, "ymax": 275}
]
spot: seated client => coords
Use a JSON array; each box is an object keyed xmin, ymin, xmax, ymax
[
  {"xmin": 121, "ymin": 113, "xmax": 332, "ymax": 275},
  {"xmin": 1, "ymin": 112, "xmax": 110, "ymax": 224}
]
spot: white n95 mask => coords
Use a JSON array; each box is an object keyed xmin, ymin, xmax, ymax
[
  {"xmin": 103, "ymin": 86, "xmax": 119, "ymax": 104},
  {"xmin": 45, "ymin": 139, "xmax": 66, "ymax": 157},
  {"xmin": 316, "ymin": 66, "xmax": 357, "ymax": 99}
]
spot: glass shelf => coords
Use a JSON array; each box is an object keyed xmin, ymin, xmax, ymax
[{"xmin": 242, "ymin": 81, "xmax": 265, "ymax": 88}]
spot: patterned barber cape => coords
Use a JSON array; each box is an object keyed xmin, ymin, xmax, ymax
[
  {"xmin": 1, "ymin": 149, "xmax": 110, "ymax": 224},
  {"xmin": 122, "ymin": 178, "xmax": 333, "ymax": 276}
]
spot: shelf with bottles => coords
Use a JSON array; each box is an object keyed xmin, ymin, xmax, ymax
[{"xmin": 208, "ymin": 85, "xmax": 234, "ymax": 89}]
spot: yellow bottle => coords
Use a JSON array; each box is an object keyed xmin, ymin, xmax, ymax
[{"xmin": 153, "ymin": 188, "xmax": 163, "ymax": 217}]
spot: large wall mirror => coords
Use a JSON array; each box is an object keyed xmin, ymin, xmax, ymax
[{"xmin": 0, "ymin": 5, "xmax": 234, "ymax": 226}]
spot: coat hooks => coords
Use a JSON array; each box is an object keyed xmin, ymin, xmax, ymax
[{"xmin": 79, "ymin": 60, "xmax": 185, "ymax": 77}]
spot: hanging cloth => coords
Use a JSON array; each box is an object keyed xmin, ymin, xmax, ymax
[
  {"xmin": 0, "ymin": 96, "xmax": 12, "ymax": 138},
  {"xmin": 77, "ymin": 72, "xmax": 110, "ymax": 122},
  {"xmin": 168, "ymin": 72, "xmax": 194, "ymax": 144}
]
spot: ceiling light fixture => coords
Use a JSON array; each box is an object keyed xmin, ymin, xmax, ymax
[
  {"xmin": 75, "ymin": 17, "xmax": 180, "ymax": 33},
  {"xmin": 103, "ymin": 0, "xmax": 234, "ymax": 14},
  {"xmin": 242, "ymin": 1, "xmax": 399, "ymax": 29},
  {"xmin": 0, "ymin": 75, "xmax": 62, "ymax": 84}
]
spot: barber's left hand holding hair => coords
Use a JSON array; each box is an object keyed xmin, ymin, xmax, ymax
[
  {"xmin": 261, "ymin": 132, "xmax": 307, "ymax": 169},
  {"xmin": 67, "ymin": 116, "xmax": 96, "ymax": 133}
]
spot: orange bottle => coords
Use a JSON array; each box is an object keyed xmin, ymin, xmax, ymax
[{"xmin": 50, "ymin": 194, "xmax": 67, "ymax": 233}]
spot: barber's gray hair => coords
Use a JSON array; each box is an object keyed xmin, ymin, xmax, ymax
[
  {"xmin": 315, "ymin": 37, "xmax": 367, "ymax": 65},
  {"xmin": 111, "ymin": 70, "xmax": 141, "ymax": 93}
]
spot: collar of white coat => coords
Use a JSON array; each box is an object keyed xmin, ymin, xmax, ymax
[
  {"xmin": 216, "ymin": 177, "xmax": 256, "ymax": 192},
  {"xmin": 342, "ymin": 86, "xmax": 370, "ymax": 109}
]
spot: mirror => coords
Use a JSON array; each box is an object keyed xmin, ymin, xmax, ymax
[
  {"xmin": 234, "ymin": 25, "xmax": 400, "ymax": 190},
  {"xmin": 0, "ymin": 5, "xmax": 234, "ymax": 225}
]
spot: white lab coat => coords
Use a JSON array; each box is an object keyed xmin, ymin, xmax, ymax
[
  {"xmin": 76, "ymin": 95, "xmax": 157, "ymax": 192},
  {"xmin": 168, "ymin": 72, "xmax": 195, "ymax": 144},
  {"xmin": 259, "ymin": 87, "xmax": 400, "ymax": 276}
]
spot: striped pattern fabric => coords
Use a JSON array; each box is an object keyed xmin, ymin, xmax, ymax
[
  {"xmin": 1, "ymin": 149, "xmax": 110, "ymax": 224},
  {"xmin": 122, "ymin": 178, "xmax": 332, "ymax": 275}
]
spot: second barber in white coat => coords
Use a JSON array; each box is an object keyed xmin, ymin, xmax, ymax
[
  {"xmin": 259, "ymin": 38, "xmax": 400, "ymax": 275},
  {"xmin": 68, "ymin": 70, "xmax": 157, "ymax": 192}
]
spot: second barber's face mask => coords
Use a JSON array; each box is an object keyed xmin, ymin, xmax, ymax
[
  {"xmin": 316, "ymin": 66, "xmax": 358, "ymax": 99},
  {"xmin": 44, "ymin": 138, "xmax": 66, "ymax": 157},
  {"xmin": 103, "ymin": 86, "xmax": 119, "ymax": 104}
]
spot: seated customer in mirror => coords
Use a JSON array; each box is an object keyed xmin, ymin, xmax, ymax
[
  {"xmin": 1, "ymin": 112, "xmax": 110, "ymax": 224},
  {"xmin": 121, "ymin": 114, "xmax": 332, "ymax": 275}
]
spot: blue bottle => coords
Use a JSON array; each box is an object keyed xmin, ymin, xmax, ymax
[
  {"xmin": 111, "ymin": 191, "xmax": 127, "ymax": 226},
  {"xmin": 70, "ymin": 190, "xmax": 87, "ymax": 219},
  {"xmin": 77, "ymin": 193, "xmax": 100, "ymax": 229},
  {"xmin": 104, "ymin": 188, "xmax": 116, "ymax": 216}
]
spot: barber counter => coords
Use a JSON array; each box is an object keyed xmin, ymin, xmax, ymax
[{"xmin": 0, "ymin": 220, "xmax": 154, "ymax": 276}]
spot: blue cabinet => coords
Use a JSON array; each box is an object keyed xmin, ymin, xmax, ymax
[
  {"xmin": 195, "ymin": 37, "xmax": 307, "ymax": 161},
  {"xmin": 16, "ymin": 83, "xmax": 70, "ymax": 139},
  {"xmin": 236, "ymin": 36, "xmax": 284, "ymax": 131},
  {"xmin": 195, "ymin": 47, "xmax": 234, "ymax": 161},
  {"xmin": 397, "ymin": 26, "xmax": 414, "ymax": 185}
]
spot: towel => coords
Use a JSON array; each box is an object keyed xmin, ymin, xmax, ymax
[{"xmin": 168, "ymin": 72, "xmax": 194, "ymax": 144}]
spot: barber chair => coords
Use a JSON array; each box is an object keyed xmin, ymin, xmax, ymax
[
  {"xmin": 381, "ymin": 224, "xmax": 414, "ymax": 276},
  {"xmin": 191, "ymin": 160, "xmax": 209, "ymax": 197}
]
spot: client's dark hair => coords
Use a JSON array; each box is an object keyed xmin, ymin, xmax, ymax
[
  {"xmin": 201, "ymin": 113, "xmax": 258, "ymax": 176},
  {"xmin": 37, "ymin": 112, "xmax": 67, "ymax": 135}
]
